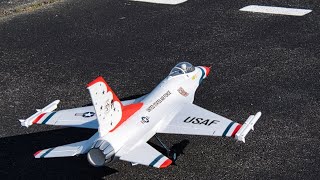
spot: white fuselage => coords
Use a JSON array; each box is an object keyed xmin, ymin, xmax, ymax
[{"xmin": 100, "ymin": 66, "xmax": 205, "ymax": 157}]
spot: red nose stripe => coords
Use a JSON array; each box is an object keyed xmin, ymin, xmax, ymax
[{"xmin": 203, "ymin": 66, "xmax": 211, "ymax": 76}]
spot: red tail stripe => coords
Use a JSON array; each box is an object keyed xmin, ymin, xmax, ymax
[
  {"xmin": 109, "ymin": 103, "xmax": 143, "ymax": 132},
  {"xmin": 87, "ymin": 76, "xmax": 122, "ymax": 106},
  {"xmin": 87, "ymin": 76, "xmax": 143, "ymax": 133},
  {"xmin": 203, "ymin": 66, "xmax": 211, "ymax": 76},
  {"xmin": 231, "ymin": 124, "xmax": 242, "ymax": 138}
]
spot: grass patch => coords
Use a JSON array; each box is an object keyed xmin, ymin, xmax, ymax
[{"xmin": 0, "ymin": 0, "xmax": 62, "ymax": 18}]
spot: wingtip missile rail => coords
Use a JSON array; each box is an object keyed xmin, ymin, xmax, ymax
[
  {"xmin": 19, "ymin": 100, "xmax": 60, "ymax": 128},
  {"xmin": 235, "ymin": 112, "xmax": 262, "ymax": 143}
]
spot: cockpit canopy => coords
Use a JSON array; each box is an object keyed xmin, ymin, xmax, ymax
[{"xmin": 169, "ymin": 62, "xmax": 195, "ymax": 77}]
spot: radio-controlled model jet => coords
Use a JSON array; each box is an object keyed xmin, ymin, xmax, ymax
[{"xmin": 20, "ymin": 62, "xmax": 261, "ymax": 168}]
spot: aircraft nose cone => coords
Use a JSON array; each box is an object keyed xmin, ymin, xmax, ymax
[{"xmin": 201, "ymin": 66, "xmax": 211, "ymax": 77}]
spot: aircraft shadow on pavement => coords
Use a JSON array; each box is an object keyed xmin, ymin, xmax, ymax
[
  {"xmin": 0, "ymin": 128, "xmax": 118, "ymax": 179},
  {"xmin": 0, "ymin": 129, "xmax": 190, "ymax": 179},
  {"xmin": 0, "ymin": 96, "xmax": 184, "ymax": 179},
  {"xmin": 148, "ymin": 139, "xmax": 190, "ymax": 165}
]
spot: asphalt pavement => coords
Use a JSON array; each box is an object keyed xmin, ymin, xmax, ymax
[{"xmin": 0, "ymin": 0, "xmax": 320, "ymax": 179}]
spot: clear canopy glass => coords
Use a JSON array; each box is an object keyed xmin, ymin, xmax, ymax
[{"xmin": 169, "ymin": 62, "xmax": 195, "ymax": 77}]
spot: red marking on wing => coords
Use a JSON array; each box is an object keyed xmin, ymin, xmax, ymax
[
  {"xmin": 87, "ymin": 76, "xmax": 122, "ymax": 105},
  {"xmin": 109, "ymin": 102, "xmax": 143, "ymax": 132},
  {"xmin": 32, "ymin": 113, "xmax": 46, "ymax": 124},
  {"xmin": 231, "ymin": 124, "xmax": 242, "ymax": 138},
  {"xmin": 34, "ymin": 150, "xmax": 42, "ymax": 157},
  {"xmin": 160, "ymin": 159, "xmax": 172, "ymax": 168}
]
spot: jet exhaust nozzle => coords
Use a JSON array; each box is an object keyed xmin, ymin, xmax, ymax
[{"xmin": 87, "ymin": 140, "xmax": 115, "ymax": 167}]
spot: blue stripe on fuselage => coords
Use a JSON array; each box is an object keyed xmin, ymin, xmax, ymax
[{"xmin": 199, "ymin": 67, "xmax": 205, "ymax": 84}]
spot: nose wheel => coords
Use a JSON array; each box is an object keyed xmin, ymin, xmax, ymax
[{"xmin": 155, "ymin": 135, "xmax": 177, "ymax": 162}]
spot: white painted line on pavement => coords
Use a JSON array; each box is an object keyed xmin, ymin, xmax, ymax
[
  {"xmin": 240, "ymin": 5, "xmax": 312, "ymax": 16},
  {"xmin": 130, "ymin": 0, "xmax": 187, "ymax": 5}
]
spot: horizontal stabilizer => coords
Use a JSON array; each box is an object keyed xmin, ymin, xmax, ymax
[
  {"xmin": 20, "ymin": 100, "xmax": 60, "ymax": 127},
  {"xmin": 120, "ymin": 142, "xmax": 172, "ymax": 168},
  {"xmin": 34, "ymin": 141, "xmax": 86, "ymax": 158},
  {"xmin": 34, "ymin": 132, "xmax": 99, "ymax": 158},
  {"xmin": 235, "ymin": 112, "xmax": 262, "ymax": 143}
]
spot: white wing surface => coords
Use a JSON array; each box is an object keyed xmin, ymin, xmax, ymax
[
  {"xmin": 158, "ymin": 104, "xmax": 243, "ymax": 137},
  {"xmin": 20, "ymin": 98, "xmax": 141, "ymax": 129},
  {"xmin": 22, "ymin": 106, "xmax": 98, "ymax": 129},
  {"xmin": 120, "ymin": 142, "xmax": 172, "ymax": 168}
]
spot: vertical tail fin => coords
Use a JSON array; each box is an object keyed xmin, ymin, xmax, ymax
[{"xmin": 87, "ymin": 76, "xmax": 143, "ymax": 136}]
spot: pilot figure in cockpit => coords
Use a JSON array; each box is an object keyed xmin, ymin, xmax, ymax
[{"xmin": 181, "ymin": 63, "xmax": 187, "ymax": 71}]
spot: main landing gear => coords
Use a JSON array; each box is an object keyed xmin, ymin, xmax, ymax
[{"xmin": 155, "ymin": 135, "xmax": 177, "ymax": 162}]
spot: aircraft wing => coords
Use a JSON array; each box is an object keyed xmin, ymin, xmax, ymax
[
  {"xmin": 120, "ymin": 142, "xmax": 172, "ymax": 168},
  {"xmin": 19, "ymin": 100, "xmax": 98, "ymax": 129},
  {"xmin": 157, "ymin": 104, "xmax": 261, "ymax": 142},
  {"xmin": 34, "ymin": 132, "xmax": 99, "ymax": 158},
  {"xmin": 19, "ymin": 98, "xmax": 144, "ymax": 129}
]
